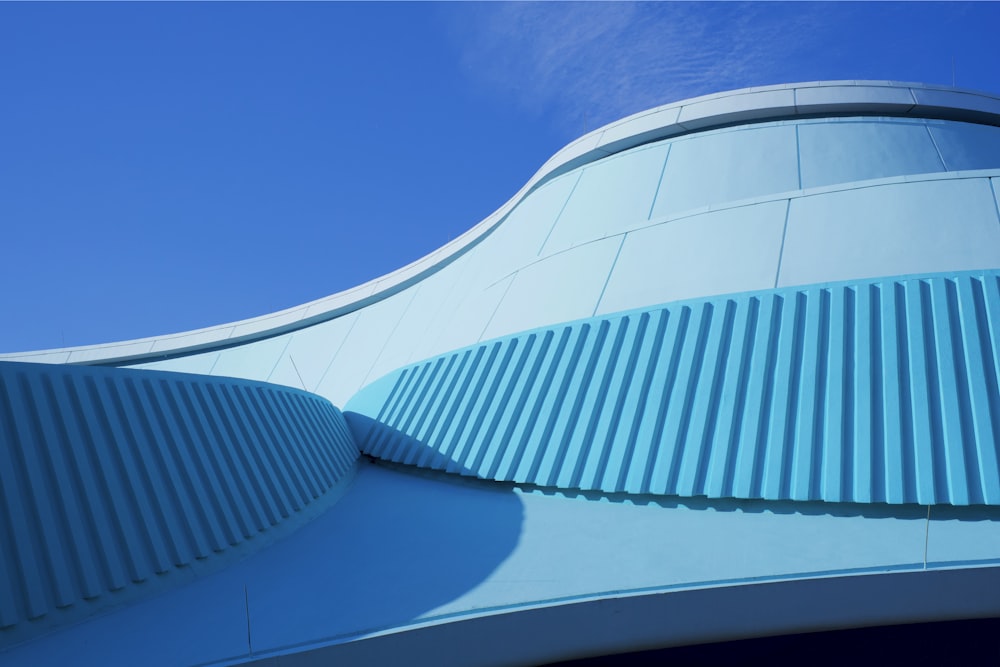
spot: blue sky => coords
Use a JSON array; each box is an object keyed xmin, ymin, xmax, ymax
[{"xmin": 2, "ymin": 2, "xmax": 999, "ymax": 353}]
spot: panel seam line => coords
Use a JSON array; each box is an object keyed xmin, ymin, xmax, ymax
[
  {"xmin": 923, "ymin": 504, "xmax": 931, "ymax": 569},
  {"xmin": 647, "ymin": 143, "xmax": 672, "ymax": 220},
  {"xmin": 593, "ymin": 235, "xmax": 628, "ymax": 317},
  {"xmin": 924, "ymin": 123, "xmax": 948, "ymax": 171},
  {"xmin": 989, "ymin": 177, "xmax": 1000, "ymax": 230},
  {"xmin": 477, "ymin": 275, "xmax": 518, "ymax": 343},
  {"xmin": 360, "ymin": 284, "xmax": 423, "ymax": 388},
  {"xmin": 773, "ymin": 199, "xmax": 792, "ymax": 289},
  {"xmin": 265, "ymin": 336, "xmax": 295, "ymax": 382},
  {"xmin": 537, "ymin": 171, "xmax": 584, "ymax": 256},
  {"xmin": 313, "ymin": 313, "xmax": 362, "ymax": 392},
  {"xmin": 794, "ymin": 124, "xmax": 803, "ymax": 190}
]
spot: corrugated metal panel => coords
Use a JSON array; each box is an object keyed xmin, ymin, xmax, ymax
[
  {"xmin": 346, "ymin": 270, "xmax": 1000, "ymax": 507},
  {"xmin": 0, "ymin": 361, "xmax": 358, "ymax": 645}
]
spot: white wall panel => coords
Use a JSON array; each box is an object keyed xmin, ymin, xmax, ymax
[
  {"xmin": 421, "ymin": 273, "xmax": 515, "ymax": 365},
  {"xmin": 313, "ymin": 287, "xmax": 418, "ymax": 403},
  {"xmin": 926, "ymin": 507, "xmax": 1000, "ymax": 563},
  {"xmin": 778, "ymin": 178, "xmax": 1000, "ymax": 287},
  {"xmin": 209, "ymin": 333, "xmax": 290, "ymax": 381},
  {"xmin": 651, "ymin": 124, "xmax": 799, "ymax": 217},
  {"xmin": 481, "ymin": 238, "xmax": 621, "ymax": 341},
  {"xmin": 540, "ymin": 145, "xmax": 669, "ymax": 255},
  {"xmin": 470, "ymin": 173, "xmax": 579, "ymax": 287},
  {"xmin": 930, "ymin": 121, "xmax": 1000, "ymax": 171},
  {"xmin": 401, "ymin": 253, "xmax": 490, "ymax": 364},
  {"xmin": 596, "ymin": 200, "xmax": 788, "ymax": 315},
  {"xmin": 365, "ymin": 262, "xmax": 478, "ymax": 384},
  {"xmin": 266, "ymin": 312, "xmax": 360, "ymax": 393},
  {"xmin": 798, "ymin": 119, "xmax": 944, "ymax": 189}
]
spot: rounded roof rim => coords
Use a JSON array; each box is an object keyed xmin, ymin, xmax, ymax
[{"xmin": 7, "ymin": 81, "xmax": 1000, "ymax": 365}]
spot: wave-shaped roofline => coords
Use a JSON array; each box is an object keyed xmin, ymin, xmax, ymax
[{"xmin": 7, "ymin": 80, "xmax": 1000, "ymax": 365}]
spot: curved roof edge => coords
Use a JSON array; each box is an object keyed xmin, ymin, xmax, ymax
[
  {"xmin": 8, "ymin": 80, "xmax": 1000, "ymax": 366},
  {"xmin": 225, "ymin": 565, "xmax": 1000, "ymax": 667}
]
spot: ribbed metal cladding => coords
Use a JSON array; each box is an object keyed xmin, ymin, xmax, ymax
[
  {"xmin": 346, "ymin": 270, "xmax": 1000, "ymax": 507},
  {"xmin": 0, "ymin": 361, "xmax": 358, "ymax": 641}
]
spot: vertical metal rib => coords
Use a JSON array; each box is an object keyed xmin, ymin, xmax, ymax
[
  {"xmin": 0, "ymin": 363, "xmax": 358, "ymax": 644},
  {"xmin": 351, "ymin": 270, "xmax": 1000, "ymax": 510}
]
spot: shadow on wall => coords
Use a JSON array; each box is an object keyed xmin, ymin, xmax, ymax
[
  {"xmin": 1, "ymin": 425, "xmax": 525, "ymax": 667},
  {"xmin": 3, "ymin": 461, "xmax": 525, "ymax": 666},
  {"xmin": 343, "ymin": 272, "xmax": 1000, "ymax": 508},
  {"xmin": 236, "ymin": 458, "xmax": 525, "ymax": 653},
  {"xmin": 343, "ymin": 411, "xmax": 483, "ymax": 474},
  {"xmin": 0, "ymin": 360, "xmax": 360, "ymax": 653}
]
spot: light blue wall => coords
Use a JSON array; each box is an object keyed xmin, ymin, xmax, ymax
[
  {"xmin": 0, "ymin": 361, "xmax": 358, "ymax": 649},
  {"xmin": 346, "ymin": 270, "xmax": 1000, "ymax": 507},
  {"xmin": 5, "ymin": 82, "xmax": 1000, "ymax": 667},
  {"xmin": 538, "ymin": 143, "xmax": 669, "ymax": 253},
  {"xmin": 652, "ymin": 122, "xmax": 799, "ymax": 217},
  {"xmin": 798, "ymin": 118, "xmax": 944, "ymax": 188},
  {"xmin": 779, "ymin": 177, "xmax": 1000, "ymax": 286},
  {"xmin": 595, "ymin": 200, "xmax": 789, "ymax": 313},
  {"xmin": 123, "ymin": 117, "xmax": 1000, "ymax": 409},
  {"xmin": 4, "ymin": 461, "xmax": 998, "ymax": 667}
]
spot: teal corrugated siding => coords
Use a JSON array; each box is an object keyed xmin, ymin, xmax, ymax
[
  {"xmin": 0, "ymin": 362, "xmax": 358, "ymax": 644},
  {"xmin": 346, "ymin": 270, "xmax": 1000, "ymax": 507}
]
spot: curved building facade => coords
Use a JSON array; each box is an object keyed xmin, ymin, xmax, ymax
[{"xmin": 3, "ymin": 81, "xmax": 1000, "ymax": 665}]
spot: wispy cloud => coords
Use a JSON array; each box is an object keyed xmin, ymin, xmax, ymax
[{"xmin": 446, "ymin": 2, "xmax": 837, "ymax": 135}]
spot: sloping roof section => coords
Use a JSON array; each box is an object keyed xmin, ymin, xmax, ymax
[{"xmin": 347, "ymin": 270, "xmax": 1000, "ymax": 507}]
